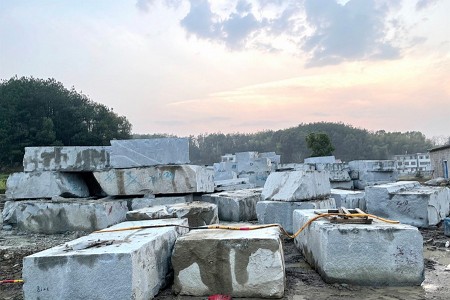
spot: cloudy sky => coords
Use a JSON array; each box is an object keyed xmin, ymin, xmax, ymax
[{"xmin": 1, "ymin": 0, "xmax": 449, "ymax": 138}]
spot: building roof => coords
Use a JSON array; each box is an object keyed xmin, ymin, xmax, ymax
[{"xmin": 429, "ymin": 144, "xmax": 450, "ymax": 153}]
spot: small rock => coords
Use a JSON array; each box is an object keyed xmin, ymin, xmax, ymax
[{"xmin": 445, "ymin": 241, "xmax": 449, "ymax": 248}]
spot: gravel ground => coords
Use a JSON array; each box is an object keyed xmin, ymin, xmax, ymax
[{"xmin": 1, "ymin": 225, "xmax": 449, "ymax": 300}]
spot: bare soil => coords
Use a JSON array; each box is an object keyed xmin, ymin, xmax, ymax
[{"xmin": 1, "ymin": 226, "xmax": 449, "ymax": 300}]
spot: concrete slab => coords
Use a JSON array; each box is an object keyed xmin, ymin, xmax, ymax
[
  {"xmin": 126, "ymin": 201, "xmax": 218, "ymax": 227},
  {"xmin": 94, "ymin": 165, "xmax": 214, "ymax": 196},
  {"xmin": 261, "ymin": 170, "xmax": 331, "ymax": 202},
  {"xmin": 202, "ymin": 189, "xmax": 262, "ymax": 221},
  {"xmin": 366, "ymin": 182, "xmax": 450, "ymax": 227},
  {"xmin": 23, "ymin": 146, "xmax": 110, "ymax": 172},
  {"xmin": 172, "ymin": 226, "xmax": 285, "ymax": 298},
  {"xmin": 257, "ymin": 198, "xmax": 336, "ymax": 234},
  {"xmin": 330, "ymin": 189, "xmax": 366, "ymax": 211},
  {"xmin": 293, "ymin": 209, "xmax": 424, "ymax": 286},
  {"xmin": 23, "ymin": 219, "xmax": 188, "ymax": 300},
  {"xmin": 2, "ymin": 198, "xmax": 128, "ymax": 233},
  {"xmin": 110, "ymin": 138, "xmax": 189, "ymax": 168},
  {"xmin": 6, "ymin": 172, "xmax": 90, "ymax": 200}
]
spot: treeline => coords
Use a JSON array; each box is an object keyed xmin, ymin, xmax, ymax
[
  {"xmin": 0, "ymin": 77, "xmax": 132, "ymax": 168},
  {"xmin": 136, "ymin": 122, "xmax": 434, "ymax": 165}
]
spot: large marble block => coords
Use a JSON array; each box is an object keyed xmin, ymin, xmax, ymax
[
  {"xmin": 94, "ymin": 165, "xmax": 214, "ymax": 196},
  {"xmin": 110, "ymin": 138, "xmax": 189, "ymax": 168},
  {"xmin": 23, "ymin": 146, "xmax": 110, "ymax": 172}
]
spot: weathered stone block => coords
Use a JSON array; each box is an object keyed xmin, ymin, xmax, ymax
[
  {"xmin": 237, "ymin": 157, "xmax": 272, "ymax": 174},
  {"xmin": 238, "ymin": 171, "xmax": 270, "ymax": 187},
  {"xmin": 23, "ymin": 146, "xmax": 110, "ymax": 172},
  {"xmin": 94, "ymin": 165, "xmax": 214, "ymax": 196},
  {"xmin": 172, "ymin": 226, "xmax": 285, "ymax": 298},
  {"xmin": 366, "ymin": 182, "xmax": 450, "ymax": 227},
  {"xmin": 349, "ymin": 160, "xmax": 399, "ymax": 189},
  {"xmin": 257, "ymin": 198, "xmax": 336, "ymax": 234},
  {"xmin": 110, "ymin": 138, "xmax": 189, "ymax": 168},
  {"xmin": 445, "ymin": 217, "xmax": 450, "ymax": 237},
  {"xmin": 213, "ymin": 162, "xmax": 238, "ymax": 181},
  {"xmin": 23, "ymin": 219, "xmax": 188, "ymax": 300},
  {"xmin": 6, "ymin": 172, "xmax": 89, "ymax": 200},
  {"xmin": 235, "ymin": 151, "xmax": 259, "ymax": 162},
  {"xmin": 202, "ymin": 189, "xmax": 262, "ymax": 221},
  {"xmin": 304, "ymin": 156, "xmax": 336, "ymax": 164},
  {"xmin": 2, "ymin": 198, "xmax": 128, "ymax": 233},
  {"xmin": 331, "ymin": 189, "xmax": 366, "ymax": 211},
  {"xmin": 261, "ymin": 170, "xmax": 331, "ymax": 202},
  {"xmin": 126, "ymin": 201, "xmax": 218, "ymax": 227},
  {"xmin": 293, "ymin": 209, "xmax": 424, "ymax": 286}
]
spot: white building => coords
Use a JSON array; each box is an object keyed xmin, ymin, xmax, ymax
[{"xmin": 394, "ymin": 153, "xmax": 432, "ymax": 174}]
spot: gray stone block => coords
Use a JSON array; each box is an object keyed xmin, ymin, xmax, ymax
[
  {"xmin": 2, "ymin": 198, "xmax": 128, "ymax": 233},
  {"xmin": 331, "ymin": 189, "xmax": 366, "ymax": 211},
  {"xmin": 330, "ymin": 181, "xmax": 354, "ymax": 189},
  {"xmin": 304, "ymin": 156, "xmax": 336, "ymax": 164},
  {"xmin": 172, "ymin": 226, "xmax": 285, "ymax": 298},
  {"xmin": 126, "ymin": 201, "xmax": 218, "ymax": 227},
  {"xmin": 235, "ymin": 151, "xmax": 259, "ymax": 162},
  {"xmin": 110, "ymin": 138, "xmax": 189, "ymax": 168},
  {"xmin": 238, "ymin": 171, "xmax": 270, "ymax": 187},
  {"xmin": 94, "ymin": 165, "xmax": 214, "ymax": 196},
  {"xmin": 261, "ymin": 170, "xmax": 331, "ymax": 202},
  {"xmin": 23, "ymin": 146, "xmax": 110, "ymax": 172},
  {"xmin": 256, "ymin": 198, "xmax": 336, "ymax": 234},
  {"xmin": 237, "ymin": 157, "xmax": 272, "ymax": 174},
  {"xmin": 6, "ymin": 172, "xmax": 90, "ymax": 200},
  {"xmin": 151, "ymin": 194, "xmax": 193, "ymax": 206},
  {"xmin": 366, "ymin": 182, "xmax": 450, "ymax": 227},
  {"xmin": 349, "ymin": 160, "xmax": 399, "ymax": 189},
  {"xmin": 293, "ymin": 209, "xmax": 424, "ymax": 286},
  {"xmin": 23, "ymin": 219, "xmax": 188, "ymax": 300},
  {"xmin": 202, "ymin": 189, "xmax": 262, "ymax": 221},
  {"xmin": 213, "ymin": 162, "xmax": 238, "ymax": 181}
]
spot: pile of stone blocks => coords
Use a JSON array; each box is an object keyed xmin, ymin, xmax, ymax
[
  {"xmin": 2, "ymin": 138, "xmax": 215, "ymax": 233},
  {"xmin": 23, "ymin": 219, "xmax": 188, "ymax": 300},
  {"xmin": 213, "ymin": 151, "xmax": 280, "ymax": 189},
  {"xmin": 202, "ymin": 188, "xmax": 262, "ymax": 222},
  {"xmin": 171, "ymin": 225, "xmax": 285, "ymax": 298},
  {"xmin": 366, "ymin": 181, "xmax": 450, "ymax": 228},
  {"xmin": 293, "ymin": 209, "xmax": 424, "ymax": 286},
  {"xmin": 349, "ymin": 160, "xmax": 398, "ymax": 189},
  {"xmin": 257, "ymin": 170, "xmax": 336, "ymax": 234},
  {"xmin": 330, "ymin": 189, "xmax": 366, "ymax": 211}
]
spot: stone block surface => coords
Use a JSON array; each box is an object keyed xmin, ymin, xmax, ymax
[
  {"xmin": 366, "ymin": 182, "xmax": 450, "ymax": 227},
  {"xmin": 172, "ymin": 226, "xmax": 285, "ymax": 298},
  {"xmin": 238, "ymin": 171, "xmax": 270, "ymax": 187},
  {"xmin": 293, "ymin": 209, "xmax": 424, "ymax": 286},
  {"xmin": 331, "ymin": 189, "xmax": 366, "ymax": 211},
  {"xmin": 126, "ymin": 201, "xmax": 218, "ymax": 227},
  {"xmin": 2, "ymin": 198, "xmax": 128, "ymax": 233},
  {"xmin": 349, "ymin": 160, "xmax": 398, "ymax": 189},
  {"xmin": 23, "ymin": 219, "xmax": 188, "ymax": 300},
  {"xmin": 257, "ymin": 198, "xmax": 336, "ymax": 234},
  {"xmin": 110, "ymin": 138, "xmax": 189, "ymax": 168},
  {"xmin": 445, "ymin": 217, "xmax": 450, "ymax": 237},
  {"xmin": 6, "ymin": 172, "xmax": 89, "ymax": 200},
  {"xmin": 23, "ymin": 146, "xmax": 110, "ymax": 172},
  {"xmin": 261, "ymin": 170, "xmax": 331, "ymax": 202},
  {"xmin": 94, "ymin": 165, "xmax": 214, "ymax": 196},
  {"xmin": 202, "ymin": 189, "xmax": 262, "ymax": 221},
  {"xmin": 304, "ymin": 156, "xmax": 336, "ymax": 164}
]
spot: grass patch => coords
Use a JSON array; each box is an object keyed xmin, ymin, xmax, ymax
[{"xmin": 0, "ymin": 173, "xmax": 8, "ymax": 194}]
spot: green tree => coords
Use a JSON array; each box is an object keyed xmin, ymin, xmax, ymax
[
  {"xmin": 305, "ymin": 132, "xmax": 335, "ymax": 157},
  {"xmin": 0, "ymin": 76, "xmax": 132, "ymax": 167}
]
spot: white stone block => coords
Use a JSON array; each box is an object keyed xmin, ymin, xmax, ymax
[
  {"xmin": 126, "ymin": 201, "xmax": 218, "ymax": 227},
  {"xmin": 293, "ymin": 209, "xmax": 424, "ymax": 286},
  {"xmin": 304, "ymin": 156, "xmax": 336, "ymax": 164},
  {"xmin": 94, "ymin": 165, "xmax": 214, "ymax": 196},
  {"xmin": 366, "ymin": 182, "xmax": 450, "ymax": 227},
  {"xmin": 23, "ymin": 219, "xmax": 188, "ymax": 300},
  {"xmin": 172, "ymin": 226, "xmax": 285, "ymax": 298},
  {"xmin": 257, "ymin": 198, "xmax": 336, "ymax": 234},
  {"xmin": 2, "ymin": 198, "xmax": 128, "ymax": 233},
  {"xmin": 237, "ymin": 157, "xmax": 272, "ymax": 174},
  {"xmin": 6, "ymin": 172, "xmax": 89, "ymax": 200},
  {"xmin": 331, "ymin": 189, "xmax": 366, "ymax": 211},
  {"xmin": 202, "ymin": 189, "xmax": 262, "ymax": 221},
  {"xmin": 110, "ymin": 138, "xmax": 189, "ymax": 168},
  {"xmin": 23, "ymin": 146, "xmax": 110, "ymax": 172},
  {"xmin": 261, "ymin": 170, "xmax": 331, "ymax": 202}
]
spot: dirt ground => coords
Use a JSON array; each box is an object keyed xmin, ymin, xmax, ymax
[{"xmin": 1, "ymin": 225, "xmax": 449, "ymax": 300}]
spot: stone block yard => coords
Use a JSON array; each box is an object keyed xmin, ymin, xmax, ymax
[{"xmin": 1, "ymin": 139, "xmax": 450, "ymax": 299}]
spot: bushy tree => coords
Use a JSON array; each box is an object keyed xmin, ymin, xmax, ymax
[
  {"xmin": 0, "ymin": 76, "xmax": 132, "ymax": 167},
  {"xmin": 305, "ymin": 132, "xmax": 335, "ymax": 157}
]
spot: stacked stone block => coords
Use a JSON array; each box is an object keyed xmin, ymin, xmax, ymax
[
  {"xmin": 349, "ymin": 160, "xmax": 399, "ymax": 189},
  {"xmin": 257, "ymin": 170, "xmax": 336, "ymax": 234}
]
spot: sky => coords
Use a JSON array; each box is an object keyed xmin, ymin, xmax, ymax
[{"xmin": 0, "ymin": 0, "xmax": 449, "ymax": 139}]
